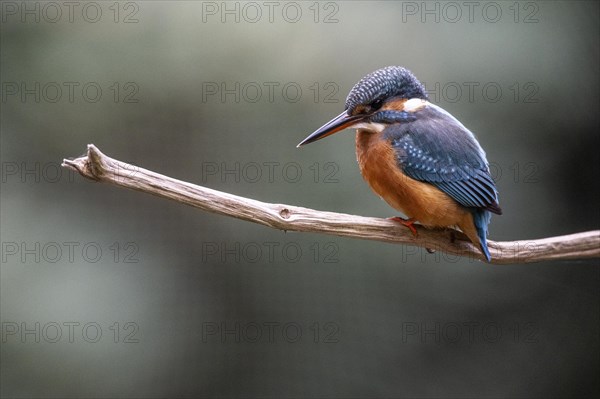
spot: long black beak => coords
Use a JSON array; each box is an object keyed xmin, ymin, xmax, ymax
[{"xmin": 297, "ymin": 111, "xmax": 364, "ymax": 147}]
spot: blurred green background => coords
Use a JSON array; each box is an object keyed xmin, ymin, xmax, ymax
[{"xmin": 1, "ymin": 1, "xmax": 598, "ymax": 398}]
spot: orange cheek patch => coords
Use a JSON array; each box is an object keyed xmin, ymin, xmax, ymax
[
  {"xmin": 380, "ymin": 99, "xmax": 407, "ymax": 112},
  {"xmin": 381, "ymin": 98, "xmax": 427, "ymax": 113}
]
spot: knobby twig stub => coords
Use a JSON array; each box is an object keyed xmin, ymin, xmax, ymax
[{"xmin": 62, "ymin": 144, "xmax": 600, "ymax": 265}]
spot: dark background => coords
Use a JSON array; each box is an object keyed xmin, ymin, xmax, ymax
[{"xmin": 1, "ymin": 1, "xmax": 599, "ymax": 398}]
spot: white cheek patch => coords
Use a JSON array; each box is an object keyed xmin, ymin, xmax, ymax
[
  {"xmin": 352, "ymin": 122, "xmax": 386, "ymax": 133},
  {"xmin": 403, "ymin": 98, "xmax": 428, "ymax": 112}
]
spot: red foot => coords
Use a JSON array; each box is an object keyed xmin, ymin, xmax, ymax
[{"xmin": 388, "ymin": 217, "xmax": 418, "ymax": 237}]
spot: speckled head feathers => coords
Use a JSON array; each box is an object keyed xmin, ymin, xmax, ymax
[{"xmin": 345, "ymin": 66, "xmax": 428, "ymax": 113}]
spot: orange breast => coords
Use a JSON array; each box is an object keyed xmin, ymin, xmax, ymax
[{"xmin": 355, "ymin": 129, "xmax": 473, "ymax": 230}]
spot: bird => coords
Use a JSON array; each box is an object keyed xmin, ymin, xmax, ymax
[{"xmin": 297, "ymin": 66, "xmax": 501, "ymax": 262}]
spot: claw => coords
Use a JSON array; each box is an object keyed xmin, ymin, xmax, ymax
[{"xmin": 388, "ymin": 216, "xmax": 418, "ymax": 237}]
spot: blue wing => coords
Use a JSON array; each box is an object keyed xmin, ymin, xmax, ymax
[{"xmin": 383, "ymin": 103, "xmax": 501, "ymax": 214}]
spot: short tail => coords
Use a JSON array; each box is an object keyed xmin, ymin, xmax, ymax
[{"xmin": 472, "ymin": 210, "xmax": 492, "ymax": 262}]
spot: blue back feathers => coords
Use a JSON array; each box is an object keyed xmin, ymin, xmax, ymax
[{"xmin": 385, "ymin": 103, "xmax": 501, "ymax": 262}]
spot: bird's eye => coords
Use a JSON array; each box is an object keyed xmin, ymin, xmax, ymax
[{"xmin": 370, "ymin": 99, "xmax": 384, "ymax": 111}]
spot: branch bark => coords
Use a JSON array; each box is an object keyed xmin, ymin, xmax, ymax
[{"xmin": 62, "ymin": 144, "xmax": 600, "ymax": 265}]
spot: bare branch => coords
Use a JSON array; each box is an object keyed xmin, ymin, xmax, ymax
[{"xmin": 62, "ymin": 144, "xmax": 600, "ymax": 265}]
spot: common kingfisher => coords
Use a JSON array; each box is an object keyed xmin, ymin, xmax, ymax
[{"xmin": 297, "ymin": 66, "xmax": 502, "ymax": 262}]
